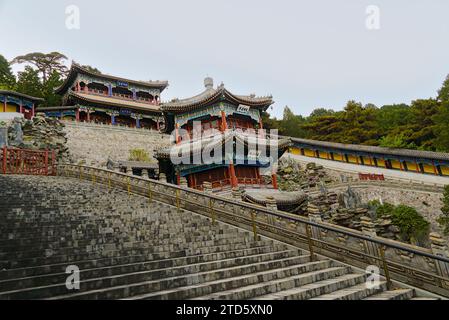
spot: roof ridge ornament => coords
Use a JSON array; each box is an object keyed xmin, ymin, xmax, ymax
[{"xmin": 204, "ymin": 77, "xmax": 214, "ymax": 89}]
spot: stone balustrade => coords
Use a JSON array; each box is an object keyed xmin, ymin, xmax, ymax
[{"xmin": 58, "ymin": 163, "xmax": 449, "ymax": 298}]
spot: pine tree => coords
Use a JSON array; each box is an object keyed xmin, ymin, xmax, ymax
[{"xmin": 0, "ymin": 54, "xmax": 16, "ymax": 89}]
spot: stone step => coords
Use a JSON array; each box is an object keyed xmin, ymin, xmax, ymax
[
  {"xmin": 252, "ymin": 273, "xmax": 368, "ymax": 300},
  {"xmin": 0, "ymin": 239, "xmax": 274, "ymax": 270},
  {"xmin": 124, "ymin": 260, "xmax": 335, "ymax": 300},
  {"xmin": 0, "ymin": 228, "xmax": 246, "ymax": 253},
  {"xmin": 192, "ymin": 266, "xmax": 353, "ymax": 300},
  {"xmin": 0, "ymin": 244, "xmax": 287, "ymax": 280},
  {"xmin": 363, "ymin": 289, "xmax": 415, "ymax": 300},
  {"xmin": 0, "ymin": 234, "xmax": 265, "ymax": 261},
  {"xmin": 309, "ymin": 282, "xmax": 388, "ymax": 300},
  {"xmin": 0, "ymin": 249, "xmax": 300, "ymax": 292},
  {"xmin": 1, "ymin": 254, "xmax": 312, "ymax": 299}
]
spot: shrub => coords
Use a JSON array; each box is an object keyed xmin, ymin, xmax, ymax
[
  {"xmin": 391, "ymin": 205, "xmax": 430, "ymax": 244},
  {"xmin": 128, "ymin": 148, "xmax": 150, "ymax": 162},
  {"xmin": 367, "ymin": 200, "xmax": 394, "ymax": 218}
]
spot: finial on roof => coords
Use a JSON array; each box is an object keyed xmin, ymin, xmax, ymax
[{"xmin": 204, "ymin": 77, "xmax": 213, "ymax": 89}]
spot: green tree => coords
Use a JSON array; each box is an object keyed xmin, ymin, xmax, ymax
[
  {"xmin": 437, "ymin": 185, "xmax": 449, "ymax": 235},
  {"xmin": 260, "ymin": 110, "xmax": 279, "ymax": 131},
  {"xmin": 376, "ymin": 104, "xmax": 412, "ymax": 135},
  {"xmin": 81, "ymin": 65, "xmax": 101, "ymax": 74},
  {"xmin": 278, "ymin": 106, "xmax": 307, "ymax": 137},
  {"xmin": 0, "ymin": 54, "xmax": 16, "ymax": 90},
  {"xmin": 437, "ymin": 74, "xmax": 449, "ymax": 103},
  {"xmin": 15, "ymin": 66, "xmax": 43, "ymax": 98},
  {"xmin": 40, "ymin": 70, "xmax": 63, "ymax": 107},
  {"xmin": 11, "ymin": 52, "xmax": 68, "ymax": 83},
  {"xmin": 391, "ymin": 205, "xmax": 430, "ymax": 245},
  {"xmin": 378, "ymin": 133, "xmax": 416, "ymax": 149},
  {"xmin": 308, "ymin": 108, "xmax": 335, "ymax": 119},
  {"xmin": 432, "ymin": 101, "xmax": 449, "ymax": 152}
]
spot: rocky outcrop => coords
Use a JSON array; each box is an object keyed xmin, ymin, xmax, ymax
[
  {"xmin": 7, "ymin": 114, "xmax": 70, "ymax": 161},
  {"xmin": 277, "ymin": 158, "xmax": 334, "ymax": 191}
]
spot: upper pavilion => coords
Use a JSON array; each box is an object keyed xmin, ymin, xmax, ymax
[
  {"xmin": 161, "ymin": 77, "xmax": 274, "ymax": 137},
  {"xmin": 39, "ymin": 63, "xmax": 168, "ymax": 130}
]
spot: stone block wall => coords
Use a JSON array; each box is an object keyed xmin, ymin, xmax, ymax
[
  {"xmin": 63, "ymin": 121, "xmax": 171, "ymax": 167},
  {"xmin": 353, "ymin": 186, "xmax": 443, "ymax": 233}
]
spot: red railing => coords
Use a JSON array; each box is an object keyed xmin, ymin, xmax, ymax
[
  {"xmin": 358, "ymin": 173, "xmax": 385, "ymax": 181},
  {"xmin": 237, "ymin": 177, "xmax": 268, "ymax": 188},
  {"xmin": 0, "ymin": 147, "xmax": 57, "ymax": 176}
]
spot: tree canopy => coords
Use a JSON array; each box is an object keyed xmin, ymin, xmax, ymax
[{"xmin": 10, "ymin": 52, "xmax": 68, "ymax": 83}]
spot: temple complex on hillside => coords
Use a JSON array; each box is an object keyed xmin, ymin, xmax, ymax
[
  {"xmin": 155, "ymin": 77, "xmax": 291, "ymax": 190},
  {"xmin": 39, "ymin": 63, "xmax": 168, "ymax": 130},
  {"xmin": 0, "ymin": 90, "xmax": 44, "ymax": 119}
]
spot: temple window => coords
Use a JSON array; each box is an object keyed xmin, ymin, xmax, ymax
[
  {"xmin": 136, "ymin": 91, "xmax": 154, "ymax": 103},
  {"xmin": 112, "ymin": 87, "xmax": 133, "ymax": 100},
  {"xmin": 87, "ymin": 82, "xmax": 108, "ymax": 95}
]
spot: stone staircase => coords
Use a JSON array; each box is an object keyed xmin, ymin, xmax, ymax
[{"xmin": 0, "ymin": 175, "xmax": 438, "ymax": 300}]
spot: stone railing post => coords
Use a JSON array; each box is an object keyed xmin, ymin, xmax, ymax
[
  {"xmin": 430, "ymin": 232, "xmax": 449, "ymax": 279},
  {"xmin": 159, "ymin": 172, "xmax": 167, "ymax": 183},
  {"xmin": 361, "ymin": 216, "xmax": 377, "ymax": 237},
  {"xmin": 231, "ymin": 187, "xmax": 241, "ymax": 201},
  {"xmin": 265, "ymin": 196, "xmax": 277, "ymax": 211},
  {"xmin": 203, "ymin": 181, "xmax": 213, "ymax": 194},
  {"xmin": 141, "ymin": 169, "xmax": 148, "ymax": 179},
  {"xmin": 308, "ymin": 211, "xmax": 323, "ymax": 243},
  {"xmin": 180, "ymin": 177, "xmax": 188, "ymax": 188},
  {"xmin": 360, "ymin": 216, "xmax": 381, "ymax": 266}
]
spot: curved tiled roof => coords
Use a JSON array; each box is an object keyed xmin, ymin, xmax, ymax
[
  {"xmin": 242, "ymin": 189, "xmax": 308, "ymax": 206},
  {"xmin": 55, "ymin": 63, "xmax": 169, "ymax": 95},
  {"xmin": 0, "ymin": 90, "xmax": 44, "ymax": 103},
  {"xmin": 290, "ymin": 137, "xmax": 449, "ymax": 161},
  {"xmin": 155, "ymin": 131, "xmax": 291, "ymax": 159},
  {"xmin": 68, "ymin": 91, "xmax": 162, "ymax": 113},
  {"xmin": 161, "ymin": 83, "xmax": 273, "ymax": 113}
]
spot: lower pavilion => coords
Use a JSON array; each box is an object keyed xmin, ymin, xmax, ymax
[{"xmin": 156, "ymin": 77, "xmax": 291, "ymax": 190}]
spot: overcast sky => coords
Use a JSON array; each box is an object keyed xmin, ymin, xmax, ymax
[{"xmin": 1, "ymin": 0, "xmax": 448, "ymax": 117}]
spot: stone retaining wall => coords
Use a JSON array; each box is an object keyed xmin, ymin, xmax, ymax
[{"xmin": 63, "ymin": 121, "xmax": 171, "ymax": 167}]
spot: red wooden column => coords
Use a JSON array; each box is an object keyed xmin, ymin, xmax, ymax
[
  {"xmin": 156, "ymin": 121, "xmax": 160, "ymax": 131},
  {"xmin": 177, "ymin": 174, "xmax": 181, "ymax": 185},
  {"xmin": 3, "ymin": 97, "xmax": 6, "ymax": 112},
  {"xmin": 175, "ymin": 123, "xmax": 180, "ymax": 144},
  {"xmin": 19, "ymin": 101, "xmax": 23, "ymax": 114},
  {"xmin": 271, "ymin": 166, "xmax": 278, "ymax": 189},
  {"xmin": 75, "ymin": 108, "xmax": 80, "ymax": 122},
  {"xmin": 220, "ymin": 111, "xmax": 227, "ymax": 132},
  {"xmin": 86, "ymin": 110, "xmax": 91, "ymax": 122},
  {"xmin": 228, "ymin": 162, "xmax": 238, "ymax": 188},
  {"xmin": 31, "ymin": 103, "xmax": 35, "ymax": 118},
  {"xmin": 415, "ymin": 161, "xmax": 420, "ymax": 173}
]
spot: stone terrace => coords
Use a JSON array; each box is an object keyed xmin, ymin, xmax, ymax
[{"xmin": 0, "ymin": 175, "xmax": 438, "ymax": 300}]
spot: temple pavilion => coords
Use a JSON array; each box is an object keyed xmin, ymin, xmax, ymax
[
  {"xmin": 155, "ymin": 77, "xmax": 291, "ymax": 190},
  {"xmin": 0, "ymin": 90, "xmax": 44, "ymax": 119},
  {"xmin": 39, "ymin": 63, "xmax": 168, "ymax": 130}
]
